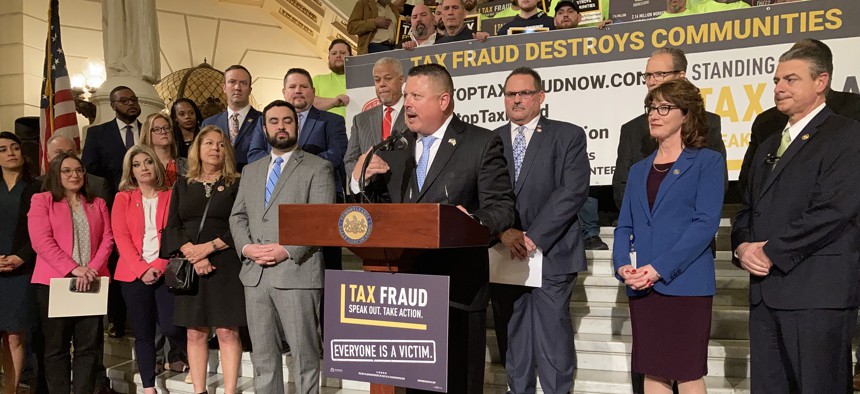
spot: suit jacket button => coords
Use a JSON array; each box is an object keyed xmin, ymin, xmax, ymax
[
  {"xmin": 754, "ymin": 211, "xmax": 761, "ymax": 217},
  {"xmin": 646, "ymin": 221, "xmax": 651, "ymax": 227},
  {"xmin": 262, "ymin": 218, "xmax": 268, "ymax": 223}
]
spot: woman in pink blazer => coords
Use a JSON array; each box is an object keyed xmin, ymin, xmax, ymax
[
  {"xmin": 112, "ymin": 145, "xmax": 187, "ymax": 394},
  {"xmin": 28, "ymin": 152, "xmax": 113, "ymax": 394}
]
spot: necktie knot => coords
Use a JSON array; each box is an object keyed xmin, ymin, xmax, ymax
[{"xmin": 273, "ymin": 157, "xmax": 284, "ymax": 166}]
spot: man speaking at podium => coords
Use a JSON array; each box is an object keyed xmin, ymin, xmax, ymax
[{"xmin": 351, "ymin": 63, "xmax": 516, "ymax": 393}]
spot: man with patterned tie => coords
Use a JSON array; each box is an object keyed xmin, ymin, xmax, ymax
[
  {"xmin": 351, "ymin": 63, "xmax": 515, "ymax": 393},
  {"xmin": 490, "ymin": 67, "xmax": 590, "ymax": 394},
  {"xmin": 344, "ymin": 57, "xmax": 407, "ymax": 200},
  {"xmin": 732, "ymin": 46, "xmax": 860, "ymax": 393},
  {"xmin": 229, "ymin": 99, "xmax": 335, "ymax": 394},
  {"xmin": 202, "ymin": 64, "xmax": 262, "ymax": 171}
]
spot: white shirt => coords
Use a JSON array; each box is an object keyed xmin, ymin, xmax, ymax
[
  {"xmin": 783, "ymin": 102, "xmax": 826, "ymax": 143},
  {"xmin": 141, "ymin": 196, "xmax": 159, "ymax": 263},
  {"xmin": 228, "ymin": 105, "xmax": 252, "ymax": 130},
  {"xmin": 382, "ymin": 95, "xmax": 405, "ymax": 130},
  {"xmin": 509, "ymin": 116, "xmax": 540, "ymax": 150},
  {"xmin": 116, "ymin": 119, "xmax": 139, "ymax": 146},
  {"xmin": 267, "ymin": 150, "xmax": 294, "ymax": 176},
  {"xmin": 415, "ymin": 114, "xmax": 454, "ymax": 171},
  {"xmin": 416, "ymin": 32, "xmax": 437, "ymax": 47}
]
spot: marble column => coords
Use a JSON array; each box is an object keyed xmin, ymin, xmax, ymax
[{"xmin": 87, "ymin": 0, "xmax": 162, "ymax": 136}]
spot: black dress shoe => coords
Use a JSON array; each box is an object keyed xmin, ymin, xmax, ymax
[
  {"xmin": 584, "ymin": 236, "xmax": 609, "ymax": 250},
  {"xmin": 107, "ymin": 323, "xmax": 125, "ymax": 338}
]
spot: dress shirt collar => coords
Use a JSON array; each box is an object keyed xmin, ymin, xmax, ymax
[
  {"xmin": 227, "ymin": 105, "xmax": 251, "ymax": 122},
  {"xmin": 268, "ymin": 150, "xmax": 294, "ymax": 175},
  {"xmin": 784, "ymin": 102, "xmax": 826, "ymax": 141}
]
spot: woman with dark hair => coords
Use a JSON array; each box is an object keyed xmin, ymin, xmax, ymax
[
  {"xmin": 141, "ymin": 112, "xmax": 188, "ymax": 187},
  {"xmin": 113, "ymin": 145, "xmax": 187, "ymax": 394},
  {"xmin": 170, "ymin": 98, "xmax": 203, "ymax": 159},
  {"xmin": 613, "ymin": 79, "xmax": 725, "ymax": 394},
  {"xmin": 0, "ymin": 131, "xmax": 39, "ymax": 393},
  {"xmin": 29, "ymin": 152, "xmax": 114, "ymax": 394},
  {"xmin": 161, "ymin": 125, "xmax": 245, "ymax": 394}
]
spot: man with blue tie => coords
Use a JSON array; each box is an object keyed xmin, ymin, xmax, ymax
[
  {"xmin": 229, "ymin": 99, "xmax": 335, "ymax": 394},
  {"xmin": 202, "ymin": 64, "xmax": 262, "ymax": 171},
  {"xmin": 491, "ymin": 67, "xmax": 589, "ymax": 394}
]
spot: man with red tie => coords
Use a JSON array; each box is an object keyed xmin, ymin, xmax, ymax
[{"xmin": 344, "ymin": 56, "xmax": 406, "ymax": 200}]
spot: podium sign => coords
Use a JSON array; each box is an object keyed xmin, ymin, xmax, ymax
[{"xmin": 324, "ymin": 270, "xmax": 450, "ymax": 392}]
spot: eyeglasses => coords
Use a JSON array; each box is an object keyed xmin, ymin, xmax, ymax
[
  {"xmin": 645, "ymin": 105, "xmax": 681, "ymax": 116},
  {"xmin": 113, "ymin": 97, "xmax": 139, "ymax": 105},
  {"xmin": 504, "ymin": 90, "xmax": 539, "ymax": 99},
  {"xmin": 60, "ymin": 168, "xmax": 85, "ymax": 177},
  {"xmin": 151, "ymin": 126, "xmax": 172, "ymax": 134},
  {"xmin": 641, "ymin": 70, "xmax": 681, "ymax": 83}
]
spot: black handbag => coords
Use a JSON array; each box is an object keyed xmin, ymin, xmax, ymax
[{"xmin": 165, "ymin": 193, "xmax": 212, "ymax": 291}]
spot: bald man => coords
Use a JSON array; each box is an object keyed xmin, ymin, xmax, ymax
[
  {"xmin": 43, "ymin": 135, "xmax": 112, "ymax": 206},
  {"xmin": 400, "ymin": 4, "xmax": 438, "ymax": 49}
]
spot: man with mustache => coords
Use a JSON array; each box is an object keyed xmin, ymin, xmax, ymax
[
  {"xmin": 400, "ymin": 4, "xmax": 438, "ymax": 49},
  {"xmin": 498, "ymin": 0, "xmax": 555, "ymax": 35},
  {"xmin": 312, "ymin": 39, "xmax": 351, "ymax": 120},
  {"xmin": 491, "ymin": 67, "xmax": 589, "ymax": 394},
  {"xmin": 230, "ymin": 99, "xmax": 335, "ymax": 394},
  {"xmin": 201, "ymin": 65, "xmax": 262, "ymax": 172},
  {"xmin": 348, "ymin": 0, "xmax": 407, "ymax": 54}
]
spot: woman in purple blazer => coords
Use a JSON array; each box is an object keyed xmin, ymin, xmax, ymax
[
  {"xmin": 29, "ymin": 152, "xmax": 114, "ymax": 394},
  {"xmin": 613, "ymin": 79, "xmax": 725, "ymax": 393}
]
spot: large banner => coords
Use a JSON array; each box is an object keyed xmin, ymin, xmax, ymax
[
  {"xmin": 345, "ymin": 0, "xmax": 860, "ymax": 185},
  {"xmin": 324, "ymin": 270, "xmax": 450, "ymax": 392}
]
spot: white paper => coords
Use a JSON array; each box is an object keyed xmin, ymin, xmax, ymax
[
  {"xmin": 488, "ymin": 244, "xmax": 543, "ymax": 287},
  {"xmin": 48, "ymin": 277, "xmax": 110, "ymax": 318}
]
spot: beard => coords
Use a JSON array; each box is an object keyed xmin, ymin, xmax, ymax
[
  {"xmin": 436, "ymin": 18, "xmax": 445, "ymax": 31},
  {"xmin": 329, "ymin": 61, "xmax": 345, "ymax": 74},
  {"xmin": 267, "ymin": 131, "xmax": 297, "ymax": 150},
  {"xmin": 464, "ymin": 0, "xmax": 478, "ymax": 11},
  {"xmin": 413, "ymin": 22, "xmax": 428, "ymax": 37}
]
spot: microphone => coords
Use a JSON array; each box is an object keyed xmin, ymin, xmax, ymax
[
  {"xmin": 764, "ymin": 153, "xmax": 780, "ymax": 165},
  {"xmin": 376, "ymin": 130, "xmax": 408, "ymax": 151},
  {"xmin": 358, "ymin": 130, "xmax": 408, "ymax": 203}
]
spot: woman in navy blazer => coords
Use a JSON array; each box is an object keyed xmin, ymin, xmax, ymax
[{"xmin": 613, "ymin": 79, "xmax": 725, "ymax": 393}]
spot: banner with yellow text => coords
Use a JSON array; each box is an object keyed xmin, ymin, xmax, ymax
[{"xmin": 345, "ymin": 0, "xmax": 859, "ymax": 184}]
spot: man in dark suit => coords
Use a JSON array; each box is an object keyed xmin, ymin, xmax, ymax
[
  {"xmin": 249, "ymin": 68, "xmax": 348, "ymax": 200},
  {"xmin": 732, "ymin": 46, "xmax": 860, "ymax": 393},
  {"xmin": 82, "ymin": 85, "xmax": 141, "ymax": 193},
  {"xmin": 738, "ymin": 38, "xmax": 860, "ymax": 194},
  {"xmin": 613, "ymin": 48, "xmax": 726, "ymax": 210},
  {"xmin": 202, "ymin": 64, "xmax": 262, "ymax": 172},
  {"xmin": 352, "ymin": 63, "xmax": 516, "ymax": 393},
  {"xmin": 344, "ymin": 56, "xmax": 406, "ymax": 201},
  {"xmin": 491, "ymin": 67, "xmax": 589, "ymax": 394}
]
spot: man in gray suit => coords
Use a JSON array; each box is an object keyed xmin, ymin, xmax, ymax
[
  {"xmin": 229, "ymin": 100, "xmax": 335, "ymax": 394},
  {"xmin": 344, "ymin": 56, "xmax": 406, "ymax": 200},
  {"xmin": 491, "ymin": 67, "xmax": 590, "ymax": 394}
]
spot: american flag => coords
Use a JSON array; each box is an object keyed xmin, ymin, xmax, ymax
[{"xmin": 39, "ymin": 0, "xmax": 79, "ymax": 173}]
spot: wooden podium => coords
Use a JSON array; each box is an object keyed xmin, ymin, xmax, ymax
[{"xmin": 279, "ymin": 203, "xmax": 490, "ymax": 393}]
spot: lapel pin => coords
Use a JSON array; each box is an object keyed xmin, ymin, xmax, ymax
[
  {"xmin": 217, "ymin": 185, "xmax": 225, "ymax": 192},
  {"xmin": 448, "ymin": 138, "xmax": 457, "ymax": 146},
  {"xmin": 135, "ymin": 203, "xmax": 140, "ymax": 207},
  {"xmin": 672, "ymin": 169, "xmax": 680, "ymax": 175},
  {"xmin": 535, "ymin": 125, "xmax": 542, "ymax": 133},
  {"xmin": 801, "ymin": 134, "xmax": 809, "ymax": 141}
]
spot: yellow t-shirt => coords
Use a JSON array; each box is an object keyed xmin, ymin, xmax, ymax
[
  {"xmin": 656, "ymin": 8, "xmax": 698, "ymax": 18},
  {"xmin": 312, "ymin": 72, "xmax": 347, "ymax": 119}
]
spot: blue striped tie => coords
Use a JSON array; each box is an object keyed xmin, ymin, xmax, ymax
[{"xmin": 265, "ymin": 157, "xmax": 283, "ymax": 207}]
